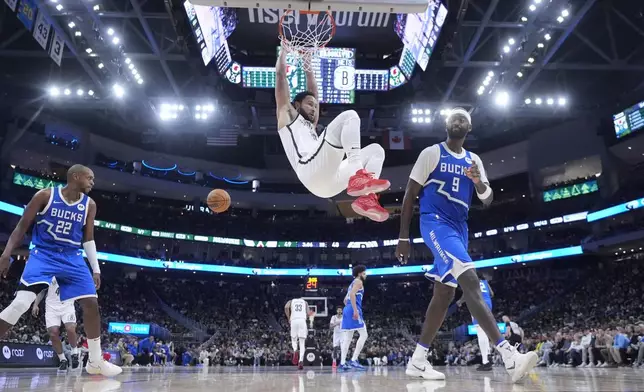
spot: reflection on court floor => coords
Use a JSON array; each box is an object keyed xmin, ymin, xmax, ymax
[{"xmin": 0, "ymin": 366, "xmax": 641, "ymax": 391}]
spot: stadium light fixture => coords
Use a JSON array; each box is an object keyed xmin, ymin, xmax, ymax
[
  {"xmin": 544, "ymin": 33, "xmax": 552, "ymax": 41},
  {"xmin": 561, "ymin": 9, "xmax": 570, "ymax": 17},
  {"xmin": 503, "ymin": 45, "xmax": 510, "ymax": 54},
  {"xmin": 535, "ymin": 98, "xmax": 543, "ymax": 105},
  {"xmin": 125, "ymin": 58, "xmax": 131, "ymax": 65},
  {"xmin": 75, "ymin": 31, "xmax": 82, "ymax": 37},
  {"xmin": 196, "ymin": 105, "xmax": 202, "ymax": 111},
  {"xmin": 68, "ymin": 22, "xmax": 75, "ymax": 29},
  {"xmin": 412, "ymin": 117, "xmax": 418, "ymax": 123},
  {"xmin": 537, "ymin": 42, "xmax": 545, "ymax": 48},
  {"xmin": 529, "ymin": 4, "xmax": 536, "ymax": 11},
  {"xmin": 520, "ymin": 16, "xmax": 528, "ymax": 22},
  {"xmin": 557, "ymin": 16, "xmax": 564, "ymax": 23},
  {"xmin": 85, "ymin": 48, "xmax": 92, "ymax": 54},
  {"xmin": 137, "ymin": 79, "xmax": 144, "ymax": 85},
  {"xmin": 113, "ymin": 84, "xmax": 125, "ymax": 98},
  {"xmin": 88, "ymin": 90, "xmax": 95, "ymax": 97},
  {"xmin": 412, "ymin": 109, "xmax": 419, "ymax": 115},
  {"xmin": 527, "ymin": 57, "xmax": 535, "ymax": 63},
  {"xmin": 179, "ymin": 105, "xmax": 185, "ymax": 111},
  {"xmin": 488, "ymin": 71, "xmax": 494, "ymax": 77},
  {"xmin": 534, "ymin": 0, "xmax": 542, "ymax": 3},
  {"xmin": 494, "ymin": 91, "xmax": 510, "ymax": 107},
  {"xmin": 517, "ymin": 71, "xmax": 524, "ymax": 77},
  {"xmin": 546, "ymin": 97, "xmax": 554, "ymax": 105},
  {"xmin": 558, "ymin": 97, "xmax": 567, "ymax": 106},
  {"xmin": 93, "ymin": 5, "xmax": 100, "ymax": 11},
  {"xmin": 128, "ymin": 63, "xmax": 134, "ymax": 70},
  {"xmin": 49, "ymin": 87, "xmax": 60, "ymax": 97},
  {"xmin": 483, "ymin": 79, "xmax": 490, "ymax": 86},
  {"xmin": 76, "ymin": 89, "xmax": 84, "ymax": 96},
  {"xmin": 477, "ymin": 86, "xmax": 485, "ymax": 95},
  {"xmin": 64, "ymin": 88, "xmax": 71, "ymax": 96},
  {"xmin": 525, "ymin": 98, "xmax": 531, "ymax": 104},
  {"xmin": 98, "ymin": 63, "xmax": 104, "ymax": 69},
  {"xmin": 508, "ymin": 38, "xmax": 516, "ymax": 46},
  {"xmin": 112, "ymin": 37, "xmax": 120, "ymax": 45},
  {"xmin": 55, "ymin": 4, "xmax": 63, "ymax": 11},
  {"xmin": 107, "ymin": 28, "xmax": 115, "ymax": 36}
]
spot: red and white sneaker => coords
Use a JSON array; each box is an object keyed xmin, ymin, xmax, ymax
[
  {"xmin": 347, "ymin": 169, "xmax": 390, "ymax": 197},
  {"xmin": 351, "ymin": 194, "xmax": 389, "ymax": 222}
]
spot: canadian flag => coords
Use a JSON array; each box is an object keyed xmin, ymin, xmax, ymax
[{"xmin": 384, "ymin": 130, "xmax": 411, "ymax": 150}]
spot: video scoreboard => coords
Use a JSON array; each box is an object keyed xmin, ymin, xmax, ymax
[
  {"xmin": 355, "ymin": 70, "xmax": 389, "ymax": 91},
  {"xmin": 614, "ymin": 99, "xmax": 644, "ymax": 139}
]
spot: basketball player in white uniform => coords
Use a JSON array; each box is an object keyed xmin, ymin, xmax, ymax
[
  {"xmin": 285, "ymin": 297, "xmax": 310, "ymax": 370},
  {"xmin": 275, "ymin": 48, "xmax": 391, "ymax": 222},
  {"xmin": 31, "ymin": 277, "xmax": 80, "ymax": 371},
  {"xmin": 329, "ymin": 307, "xmax": 343, "ymax": 364}
]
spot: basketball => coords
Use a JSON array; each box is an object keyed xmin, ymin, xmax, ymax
[{"xmin": 207, "ymin": 189, "xmax": 231, "ymax": 213}]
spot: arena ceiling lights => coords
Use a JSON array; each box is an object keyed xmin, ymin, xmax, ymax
[
  {"xmin": 523, "ymin": 95, "xmax": 568, "ymax": 107},
  {"xmin": 157, "ymin": 102, "xmax": 216, "ymax": 122},
  {"xmin": 48, "ymin": 85, "xmax": 96, "ymax": 99},
  {"xmin": 410, "ymin": 108, "xmax": 431, "ymax": 124}
]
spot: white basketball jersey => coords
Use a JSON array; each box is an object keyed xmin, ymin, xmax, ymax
[
  {"xmin": 330, "ymin": 315, "xmax": 342, "ymax": 333},
  {"xmin": 278, "ymin": 114, "xmax": 320, "ymax": 169},
  {"xmin": 290, "ymin": 298, "xmax": 308, "ymax": 321},
  {"xmin": 46, "ymin": 277, "xmax": 72, "ymax": 314}
]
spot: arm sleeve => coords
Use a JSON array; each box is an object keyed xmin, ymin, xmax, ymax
[
  {"xmin": 471, "ymin": 153, "xmax": 489, "ymax": 184},
  {"xmin": 409, "ymin": 144, "xmax": 440, "ymax": 186},
  {"xmin": 82, "ymin": 240, "xmax": 100, "ymax": 274}
]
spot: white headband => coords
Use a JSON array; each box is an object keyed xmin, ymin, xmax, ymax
[{"xmin": 447, "ymin": 108, "xmax": 472, "ymax": 125}]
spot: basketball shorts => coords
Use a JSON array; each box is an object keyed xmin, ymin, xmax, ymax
[
  {"xmin": 333, "ymin": 331, "xmax": 342, "ymax": 348},
  {"xmin": 290, "ymin": 319, "xmax": 308, "ymax": 339},
  {"xmin": 21, "ymin": 248, "xmax": 97, "ymax": 301},
  {"xmin": 45, "ymin": 305, "xmax": 77, "ymax": 329},
  {"xmin": 421, "ymin": 214, "xmax": 475, "ymax": 288},
  {"xmin": 341, "ymin": 305, "xmax": 366, "ymax": 331}
]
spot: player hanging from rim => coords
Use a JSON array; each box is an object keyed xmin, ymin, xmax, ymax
[
  {"xmin": 275, "ymin": 47, "xmax": 391, "ymax": 222},
  {"xmin": 396, "ymin": 109, "xmax": 538, "ymax": 383},
  {"xmin": 0, "ymin": 164, "xmax": 121, "ymax": 376},
  {"xmin": 339, "ymin": 265, "xmax": 368, "ymax": 372},
  {"xmin": 31, "ymin": 277, "xmax": 80, "ymax": 371}
]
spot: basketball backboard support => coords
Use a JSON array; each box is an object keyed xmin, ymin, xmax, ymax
[
  {"xmin": 188, "ymin": 0, "xmax": 430, "ymax": 14},
  {"xmin": 303, "ymin": 297, "xmax": 328, "ymax": 318}
]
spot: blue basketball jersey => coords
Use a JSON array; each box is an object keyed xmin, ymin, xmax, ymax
[
  {"xmin": 419, "ymin": 143, "xmax": 475, "ymax": 226},
  {"xmin": 32, "ymin": 187, "xmax": 90, "ymax": 250},
  {"xmin": 343, "ymin": 279, "xmax": 364, "ymax": 309},
  {"xmin": 480, "ymin": 279, "xmax": 492, "ymax": 310}
]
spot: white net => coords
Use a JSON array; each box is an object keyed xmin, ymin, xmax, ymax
[{"xmin": 279, "ymin": 11, "xmax": 335, "ymax": 72}]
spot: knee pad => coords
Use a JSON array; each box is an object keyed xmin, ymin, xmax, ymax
[{"xmin": 0, "ymin": 291, "xmax": 36, "ymax": 325}]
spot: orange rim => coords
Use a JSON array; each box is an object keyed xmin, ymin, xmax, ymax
[{"xmin": 278, "ymin": 9, "xmax": 336, "ymax": 49}]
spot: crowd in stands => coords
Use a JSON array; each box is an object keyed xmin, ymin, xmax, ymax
[{"xmin": 0, "ymin": 257, "xmax": 642, "ymax": 370}]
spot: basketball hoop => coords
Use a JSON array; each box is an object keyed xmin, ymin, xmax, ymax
[{"xmin": 279, "ymin": 10, "xmax": 336, "ymax": 72}]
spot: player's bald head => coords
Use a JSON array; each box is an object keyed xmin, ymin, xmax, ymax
[{"xmin": 67, "ymin": 164, "xmax": 91, "ymax": 180}]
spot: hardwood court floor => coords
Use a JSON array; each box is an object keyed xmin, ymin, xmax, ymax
[{"xmin": 0, "ymin": 365, "xmax": 642, "ymax": 391}]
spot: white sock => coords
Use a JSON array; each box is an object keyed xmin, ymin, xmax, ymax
[
  {"xmin": 88, "ymin": 337, "xmax": 102, "ymax": 363},
  {"xmin": 71, "ymin": 347, "xmax": 79, "ymax": 355},
  {"xmin": 495, "ymin": 340, "xmax": 513, "ymax": 362},
  {"xmin": 340, "ymin": 331, "xmax": 353, "ymax": 365},
  {"xmin": 351, "ymin": 329, "xmax": 367, "ymax": 362},
  {"xmin": 477, "ymin": 326, "xmax": 490, "ymax": 364},
  {"xmin": 291, "ymin": 338, "xmax": 298, "ymax": 352},
  {"xmin": 299, "ymin": 338, "xmax": 306, "ymax": 364},
  {"xmin": 58, "ymin": 353, "xmax": 66, "ymax": 361},
  {"xmin": 413, "ymin": 343, "xmax": 429, "ymax": 360}
]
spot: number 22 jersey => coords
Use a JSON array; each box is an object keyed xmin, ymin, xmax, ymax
[{"xmin": 31, "ymin": 187, "xmax": 90, "ymax": 251}]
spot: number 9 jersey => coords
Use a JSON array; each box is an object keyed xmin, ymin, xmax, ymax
[{"xmin": 32, "ymin": 186, "xmax": 89, "ymax": 251}]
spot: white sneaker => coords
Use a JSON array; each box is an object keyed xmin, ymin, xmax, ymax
[
  {"xmin": 498, "ymin": 342, "xmax": 538, "ymax": 383},
  {"xmin": 579, "ymin": 363, "xmax": 587, "ymax": 368},
  {"xmin": 406, "ymin": 358, "xmax": 445, "ymax": 380},
  {"xmin": 86, "ymin": 360, "xmax": 123, "ymax": 377},
  {"xmin": 588, "ymin": 363, "xmax": 594, "ymax": 368}
]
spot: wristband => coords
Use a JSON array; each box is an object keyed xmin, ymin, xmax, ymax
[
  {"xmin": 398, "ymin": 238, "xmax": 410, "ymax": 242},
  {"xmin": 477, "ymin": 184, "xmax": 492, "ymax": 200}
]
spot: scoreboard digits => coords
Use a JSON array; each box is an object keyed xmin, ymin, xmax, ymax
[{"xmin": 355, "ymin": 70, "xmax": 389, "ymax": 91}]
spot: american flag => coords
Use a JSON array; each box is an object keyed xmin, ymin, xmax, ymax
[{"xmin": 206, "ymin": 129, "xmax": 238, "ymax": 147}]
